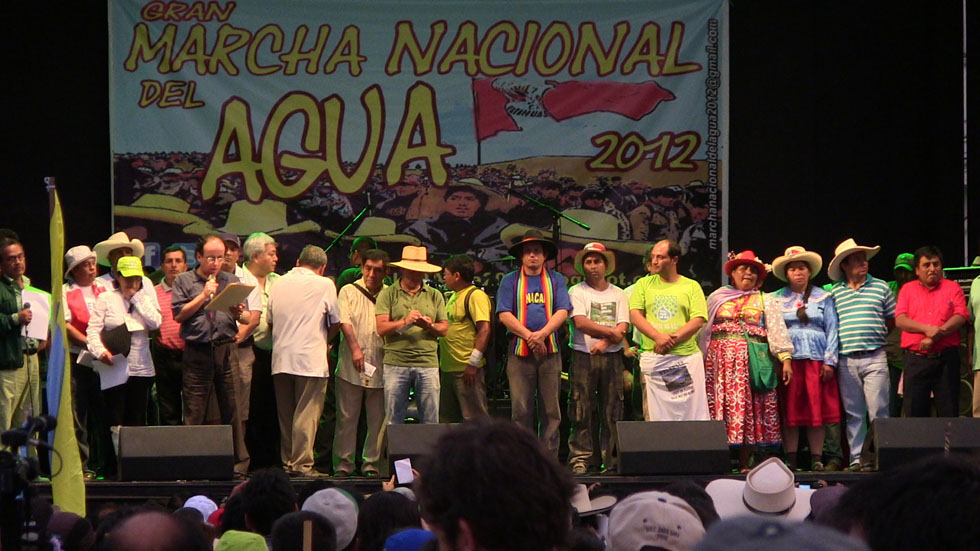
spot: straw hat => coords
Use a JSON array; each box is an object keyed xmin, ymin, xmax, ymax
[
  {"xmin": 573, "ymin": 242, "xmax": 615, "ymax": 276},
  {"xmin": 827, "ymin": 238, "xmax": 880, "ymax": 281},
  {"xmin": 771, "ymin": 246, "xmax": 823, "ymax": 282},
  {"xmin": 94, "ymin": 232, "xmax": 145, "ymax": 266},
  {"xmin": 64, "ymin": 245, "xmax": 97, "ymax": 279},
  {"xmin": 724, "ymin": 250, "xmax": 767, "ymax": 278},
  {"xmin": 705, "ymin": 457, "xmax": 815, "ymax": 520},
  {"xmin": 570, "ymin": 484, "xmax": 617, "ymax": 516},
  {"xmin": 390, "ymin": 245, "xmax": 441, "ymax": 273}
]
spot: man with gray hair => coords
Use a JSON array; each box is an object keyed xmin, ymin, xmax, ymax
[
  {"xmin": 267, "ymin": 245, "xmax": 340, "ymax": 476},
  {"xmin": 239, "ymin": 232, "xmax": 281, "ymax": 468}
]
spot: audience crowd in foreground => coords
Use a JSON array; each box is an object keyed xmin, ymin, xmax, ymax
[{"xmin": 16, "ymin": 419, "xmax": 980, "ymax": 551}]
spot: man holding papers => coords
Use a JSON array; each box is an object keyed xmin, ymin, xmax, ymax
[
  {"xmin": 332, "ymin": 248, "xmax": 390, "ymax": 477},
  {"xmin": 0, "ymin": 237, "xmax": 43, "ymax": 432},
  {"xmin": 172, "ymin": 233, "xmax": 252, "ymax": 474}
]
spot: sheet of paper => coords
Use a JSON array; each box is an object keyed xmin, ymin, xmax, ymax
[
  {"xmin": 92, "ymin": 354, "xmax": 129, "ymax": 390},
  {"xmin": 205, "ymin": 283, "xmax": 256, "ymax": 312},
  {"xmin": 21, "ymin": 288, "xmax": 50, "ymax": 341},
  {"xmin": 76, "ymin": 349, "xmax": 96, "ymax": 368},
  {"xmin": 362, "ymin": 361, "xmax": 377, "ymax": 378},
  {"xmin": 124, "ymin": 314, "xmax": 145, "ymax": 332},
  {"xmin": 394, "ymin": 458, "xmax": 414, "ymax": 485}
]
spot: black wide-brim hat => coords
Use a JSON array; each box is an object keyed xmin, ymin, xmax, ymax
[{"xmin": 507, "ymin": 229, "xmax": 558, "ymax": 260}]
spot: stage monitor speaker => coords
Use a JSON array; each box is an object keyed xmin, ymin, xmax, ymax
[
  {"xmin": 118, "ymin": 425, "xmax": 234, "ymax": 481},
  {"xmin": 617, "ymin": 421, "xmax": 729, "ymax": 475},
  {"xmin": 873, "ymin": 418, "xmax": 980, "ymax": 471},
  {"xmin": 386, "ymin": 423, "xmax": 457, "ymax": 469}
]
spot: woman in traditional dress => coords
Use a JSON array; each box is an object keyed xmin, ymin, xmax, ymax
[
  {"xmin": 700, "ymin": 250, "xmax": 793, "ymax": 471},
  {"xmin": 770, "ymin": 246, "xmax": 841, "ymax": 471}
]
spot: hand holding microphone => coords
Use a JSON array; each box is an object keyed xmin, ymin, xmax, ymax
[
  {"xmin": 203, "ymin": 276, "xmax": 219, "ymax": 302},
  {"xmin": 18, "ymin": 302, "xmax": 32, "ymax": 325}
]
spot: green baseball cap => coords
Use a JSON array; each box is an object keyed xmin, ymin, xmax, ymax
[
  {"xmin": 116, "ymin": 256, "xmax": 144, "ymax": 278},
  {"xmin": 893, "ymin": 253, "xmax": 915, "ymax": 272}
]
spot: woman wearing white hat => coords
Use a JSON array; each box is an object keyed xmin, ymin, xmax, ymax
[
  {"xmin": 63, "ymin": 245, "xmax": 109, "ymax": 479},
  {"xmin": 770, "ymin": 246, "xmax": 841, "ymax": 471}
]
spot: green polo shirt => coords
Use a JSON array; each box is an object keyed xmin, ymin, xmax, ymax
[{"xmin": 376, "ymin": 282, "xmax": 447, "ymax": 367}]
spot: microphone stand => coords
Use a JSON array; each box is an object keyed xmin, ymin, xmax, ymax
[
  {"xmin": 325, "ymin": 192, "xmax": 372, "ymax": 253},
  {"xmin": 507, "ymin": 179, "xmax": 590, "ymax": 269}
]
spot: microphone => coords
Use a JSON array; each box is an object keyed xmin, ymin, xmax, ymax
[
  {"xmin": 23, "ymin": 302, "xmax": 30, "ymax": 309},
  {"xmin": 208, "ymin": 276, "xmax": 215, "ymax": 301},
  {"xmin": 24, "ymin": 415, "xmax": 57, "ymax": 434}
]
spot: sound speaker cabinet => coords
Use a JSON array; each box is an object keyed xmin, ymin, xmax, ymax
[
  {"xmin": 386, "ymin": 423, "xmax": 457, "ymax": 470},
  {"xmin": 117, "ymin": 425, "xmax": 234, "ymax": 481},
  {"xmin": 873, "ymin": 417, "xmax": 980, "ymax": 471},
  {"xmin": 617, "ymin": 421, "xmax": 729, "ymax": 475}
]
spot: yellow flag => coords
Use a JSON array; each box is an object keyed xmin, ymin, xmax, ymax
[{"xmin": 46, "ymin": 179, "xmax": 86, "ymax": 515}]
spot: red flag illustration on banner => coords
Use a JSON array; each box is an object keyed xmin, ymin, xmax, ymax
[
  {"xmin": 472, "ymin": 78, "xmax": 522, "ymax": 141},
  {"xmin": 541, "ymin": 80, "xmax": 675, "ymax": 121}
]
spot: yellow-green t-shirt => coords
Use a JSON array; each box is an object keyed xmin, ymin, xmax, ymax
[
  {"xmin": 439, "ymin": 285, "xmax": 491, "ymax": 372},
  {"xmin": 628, "ymin": 274, "xmax": 707, "ymax": 356}
]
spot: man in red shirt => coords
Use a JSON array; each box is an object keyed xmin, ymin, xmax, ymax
[
  {"xmin": 152, "ymin": 245, "xmax": 187, "ymax": 425},
  {"xmin": 895, "ymin": 246, "xmax": 969, "ymax": 417}
]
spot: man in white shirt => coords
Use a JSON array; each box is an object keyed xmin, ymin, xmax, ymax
[
  {"xmin": 333, "ymin": 248, "xmax": 389, "ymax": 477},
  {"xmin": 237, "ymin": 232, "xmax": 280, "ymax": 469},
  {"xmin": 267, "ymin": 245, "xmax": 340, "ymax": 477},
  {"xmin": 566, "ymin": 242, "xmax": 629, "ymax": 475}
]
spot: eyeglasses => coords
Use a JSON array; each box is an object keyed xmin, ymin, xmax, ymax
[{"xmin": 203, "ymin": 256, "xmax": 223, "ymax": 263}]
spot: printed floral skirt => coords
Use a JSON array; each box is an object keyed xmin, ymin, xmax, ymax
[{"xmin": 704, "ymin": 334, "xmax": 781, "ymax": 446}]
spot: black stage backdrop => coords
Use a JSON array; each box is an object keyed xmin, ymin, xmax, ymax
[{"xmin": 3, "ymin": 2, "xmax": 978, "ymax": 292}]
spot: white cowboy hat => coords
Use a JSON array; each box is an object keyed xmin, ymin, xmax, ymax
[
  {"xmin": 94, "ymin": 232, "xmax": 145, "ymax": 266},
  {"xmin": 390, "ymin": 245, "xmax": 441, "ymax": 273},
  {"xmin": 573, "ymin": 242, "xmax": 615, "ymax": 276},
  {"xmin": 570, "ymin": 484, "xmax": 617, "ymax": 516},
  {"xmin": 827, "ymin": 238, "xmax": 880, "ymax": 281},
  {"xmin": 771, "ymin": 246, "xmax": 823, "ymax": 282},
  {"xmin": 705, "ymin": 457, "xmax": 815, "ymax": 521},
  {"xmin": 64, "ymin": 245, "xmax": 97, "ymax": 279}
]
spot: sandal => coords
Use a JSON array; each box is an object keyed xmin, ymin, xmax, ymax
[{"xmin": 812, "ymin": 461, "xmax": 825, "ymax": 472}]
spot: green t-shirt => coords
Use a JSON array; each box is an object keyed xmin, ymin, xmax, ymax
[
  {"xmin": 628, "ymin": 274, "xmax": 707, "ymax": 356},
  {"xmin": 439, "ymin": 285, "xmax": 492, "ymax": 372},
  {"xmin": 376, "ymin": 283, "xmax": 447, "ymax": 367}
]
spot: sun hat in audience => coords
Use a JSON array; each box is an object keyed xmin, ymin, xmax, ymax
[
  {"xmin": 705, "ymin": 457, "xmax": 815, "ymax": 520},
  {"xmin": 608, "ymin": 490, "xmax": 705, "ymax": 551},
  {"xmin": 215, "ymin": 529, "xmax": 269, "ymax": 551},
  {"xmin": 184, "ymin": 495, "xmax": 219, "ymax": 523},
  {"xmin": 570, "ymin": 483, "xmax": 617, "ymax": 516},
  {"xmin": 302, "ymin": 488, "xmax": 359, "ymax": 549},
  {"xmin": 693, "ymin": 516, "xmax": 869, "ymax": 551},
  {"xmin": 383, "ymin": 528, "xmax": 436, "ymax": 551}
]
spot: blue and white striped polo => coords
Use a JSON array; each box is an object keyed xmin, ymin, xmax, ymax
[{"xmin": 830, "ymin": 274, "xmax": 896, "ymax": 355}]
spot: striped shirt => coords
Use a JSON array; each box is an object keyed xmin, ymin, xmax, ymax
[
  {"xmin": 154, "ymin": 280, "xmax": 185, "ymax": 351},
  {"xmin": 831, "ymin": 274, "xmax": 895, "ymax": 354}
]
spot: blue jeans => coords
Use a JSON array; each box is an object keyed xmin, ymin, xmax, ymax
[
  {"xmin": 838, "ymin": 348, "xmax": 890, "ymax": 465},
  {"xmin": 383, "ymin": 364, "xmax": 440, "ymax": 424}
]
